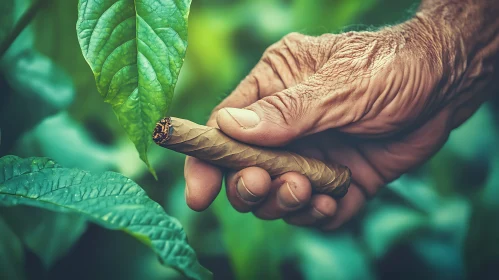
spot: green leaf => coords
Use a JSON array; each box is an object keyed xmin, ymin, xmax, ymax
[
  {"xmin": 0, "ymin": 155, "xmax": 211, "ymax": 280},
  {"xmin": 15, "ymin": 112, "xmax": 120, "ymax": 172},
  {"xmin": 2, "ymin": 50, "xmax": 74, "ymax": 112},
  {"xmin": 76, "ymin": 0, "xmax": 191, "ymax": 176},
  {"xmin": 0, "ymin": 49, "xmax": 75, "ymax": 155},
  {"xmin": 0, "ymin": 206, "xmax": 87, "ymax": 268},
  {"xmin": 0, "ymin": 216, "xmax": 25, "ymax": 280}
]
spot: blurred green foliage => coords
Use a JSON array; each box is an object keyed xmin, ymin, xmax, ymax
[{"xmin": 1, "ymin": 0, "xmax": 499, "ymax": 279}]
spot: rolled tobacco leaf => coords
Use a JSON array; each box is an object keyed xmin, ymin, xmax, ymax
[{"xmin": 153, "ymin": 117, "xmax": 351, "ymax": 198}]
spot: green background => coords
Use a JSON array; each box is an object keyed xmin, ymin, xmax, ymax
[{"xmin": 2, "ymin": 0, "xmax": 499, "ymax": 279}]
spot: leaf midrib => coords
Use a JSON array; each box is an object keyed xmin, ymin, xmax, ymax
[{"xmin": 133, "ymin": 0, "xmax": 148, "ymax": 150}]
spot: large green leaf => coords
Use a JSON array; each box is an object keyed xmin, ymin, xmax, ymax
[
  {"xmin": 0, "ymin": 155, "xmax": 210, "ymax": 280},
  {"xmin": 76, "ymin": 0, "xmax": 191, "ymax": 176}
]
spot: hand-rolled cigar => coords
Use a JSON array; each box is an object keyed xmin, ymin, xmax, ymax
[{"xmin": 153, "ymin": 117, "xmax": 351, "ymax": 198}]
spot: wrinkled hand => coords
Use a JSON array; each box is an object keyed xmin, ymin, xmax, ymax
[{"xmin": 184, "ymin": 10, "xmax": 497, "ymax": 230}]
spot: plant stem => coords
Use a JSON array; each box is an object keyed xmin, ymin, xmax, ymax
[{"xmin": 0, "ymin": 0, "xmax": 45, "ymax": 58}]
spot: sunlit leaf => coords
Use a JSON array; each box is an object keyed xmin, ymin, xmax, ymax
[
  {"xmin": 76, "ymin": 0, "xmax": 191, "ymax": 176},
  {"xmin": 0, "ymin": 155, "xmax": 211, "ymax": 280}
]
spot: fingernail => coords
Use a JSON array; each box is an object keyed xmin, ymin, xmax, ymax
[
  {"xmin": 185, "ymin": 185, "xmax": 190, "ymax": 201},
  {"xmin": 224, "ymin": 108, "xmax": 260, "ymax": 128},
  {"xmin": 277, "ymin": 182, "xmax": 301, "ymax": 209},
  {"xmin": 311, "ymin": 207, "xmax": 326, "ymax": 219},
  {"xmin": 236, "ymin": 177, "xmax": 260, "ymax": 202}
]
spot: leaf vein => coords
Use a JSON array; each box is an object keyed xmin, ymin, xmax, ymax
[{"xmin": 85, "ymin": 0, "xmax": 125, "ymax": 56}]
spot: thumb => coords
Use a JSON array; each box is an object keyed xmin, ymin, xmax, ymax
[{"xmin": 216, "ymin": 83, "xmax": 319, "ymax": 147}]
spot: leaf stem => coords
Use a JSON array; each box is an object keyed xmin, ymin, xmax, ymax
[{"xmin": 0, "ymin": 0, "xmax": 45, "ymax": 58}]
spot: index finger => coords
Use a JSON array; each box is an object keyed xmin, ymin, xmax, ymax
[{"xmin": 183, "ymin": 48, "xmax": 297, "ymax": 210}]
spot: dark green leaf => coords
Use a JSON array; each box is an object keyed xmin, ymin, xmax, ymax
[
  {"xmin": 0, "ymin": 155, "xmax": 211, "ymax": 280},
  {"xmin": 0, "ymin": 206, "xmax": 87, "ymax": 268},
  {"xmin": 0, "ymin": 50, "xmax": 74, "ymax": 155},
  {"xmin": 76, "ymin": 0, "xmax": 191, "ymax": 176},
  {"xmin": 0, "ymin": 216, "xmax": 25, "ymax": 280}
]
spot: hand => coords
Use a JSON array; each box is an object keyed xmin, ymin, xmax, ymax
[{"xmin": 184, "ymin": 2, "xmax": 499, "ymax": 230}]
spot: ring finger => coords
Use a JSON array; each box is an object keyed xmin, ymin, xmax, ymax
[{"xmin": 253, "ymin": 172, "xmax": 312, "ymax": 220}]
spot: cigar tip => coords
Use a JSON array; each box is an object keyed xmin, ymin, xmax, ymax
[{"xmin": 153, "ymin": 117, "xmax": 173, "ymax": 145}]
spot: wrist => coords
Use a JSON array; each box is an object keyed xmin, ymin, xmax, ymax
[
  {"xmin": 401, "ymin": 0, "xmax": 499, "ymax": 127},
  {"xmin": 401, "ymin": 11, "xmax": 466, "ymax": 102},
  {"xmin": 396, "ymin": 1, "xmax": 499, "ymax": 103},
  {"xmin": 417, "ymin": 0, "xmax": 499, "ymax": 55}
]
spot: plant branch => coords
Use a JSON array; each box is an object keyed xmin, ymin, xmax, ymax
[{"xmin": 0, "ymin": 0, "xmax": 45, "ymax": 58}]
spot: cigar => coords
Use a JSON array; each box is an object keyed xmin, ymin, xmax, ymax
[{"xmin": 153, "ymin": 117, "xmax": 351, "ymax": 198}]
